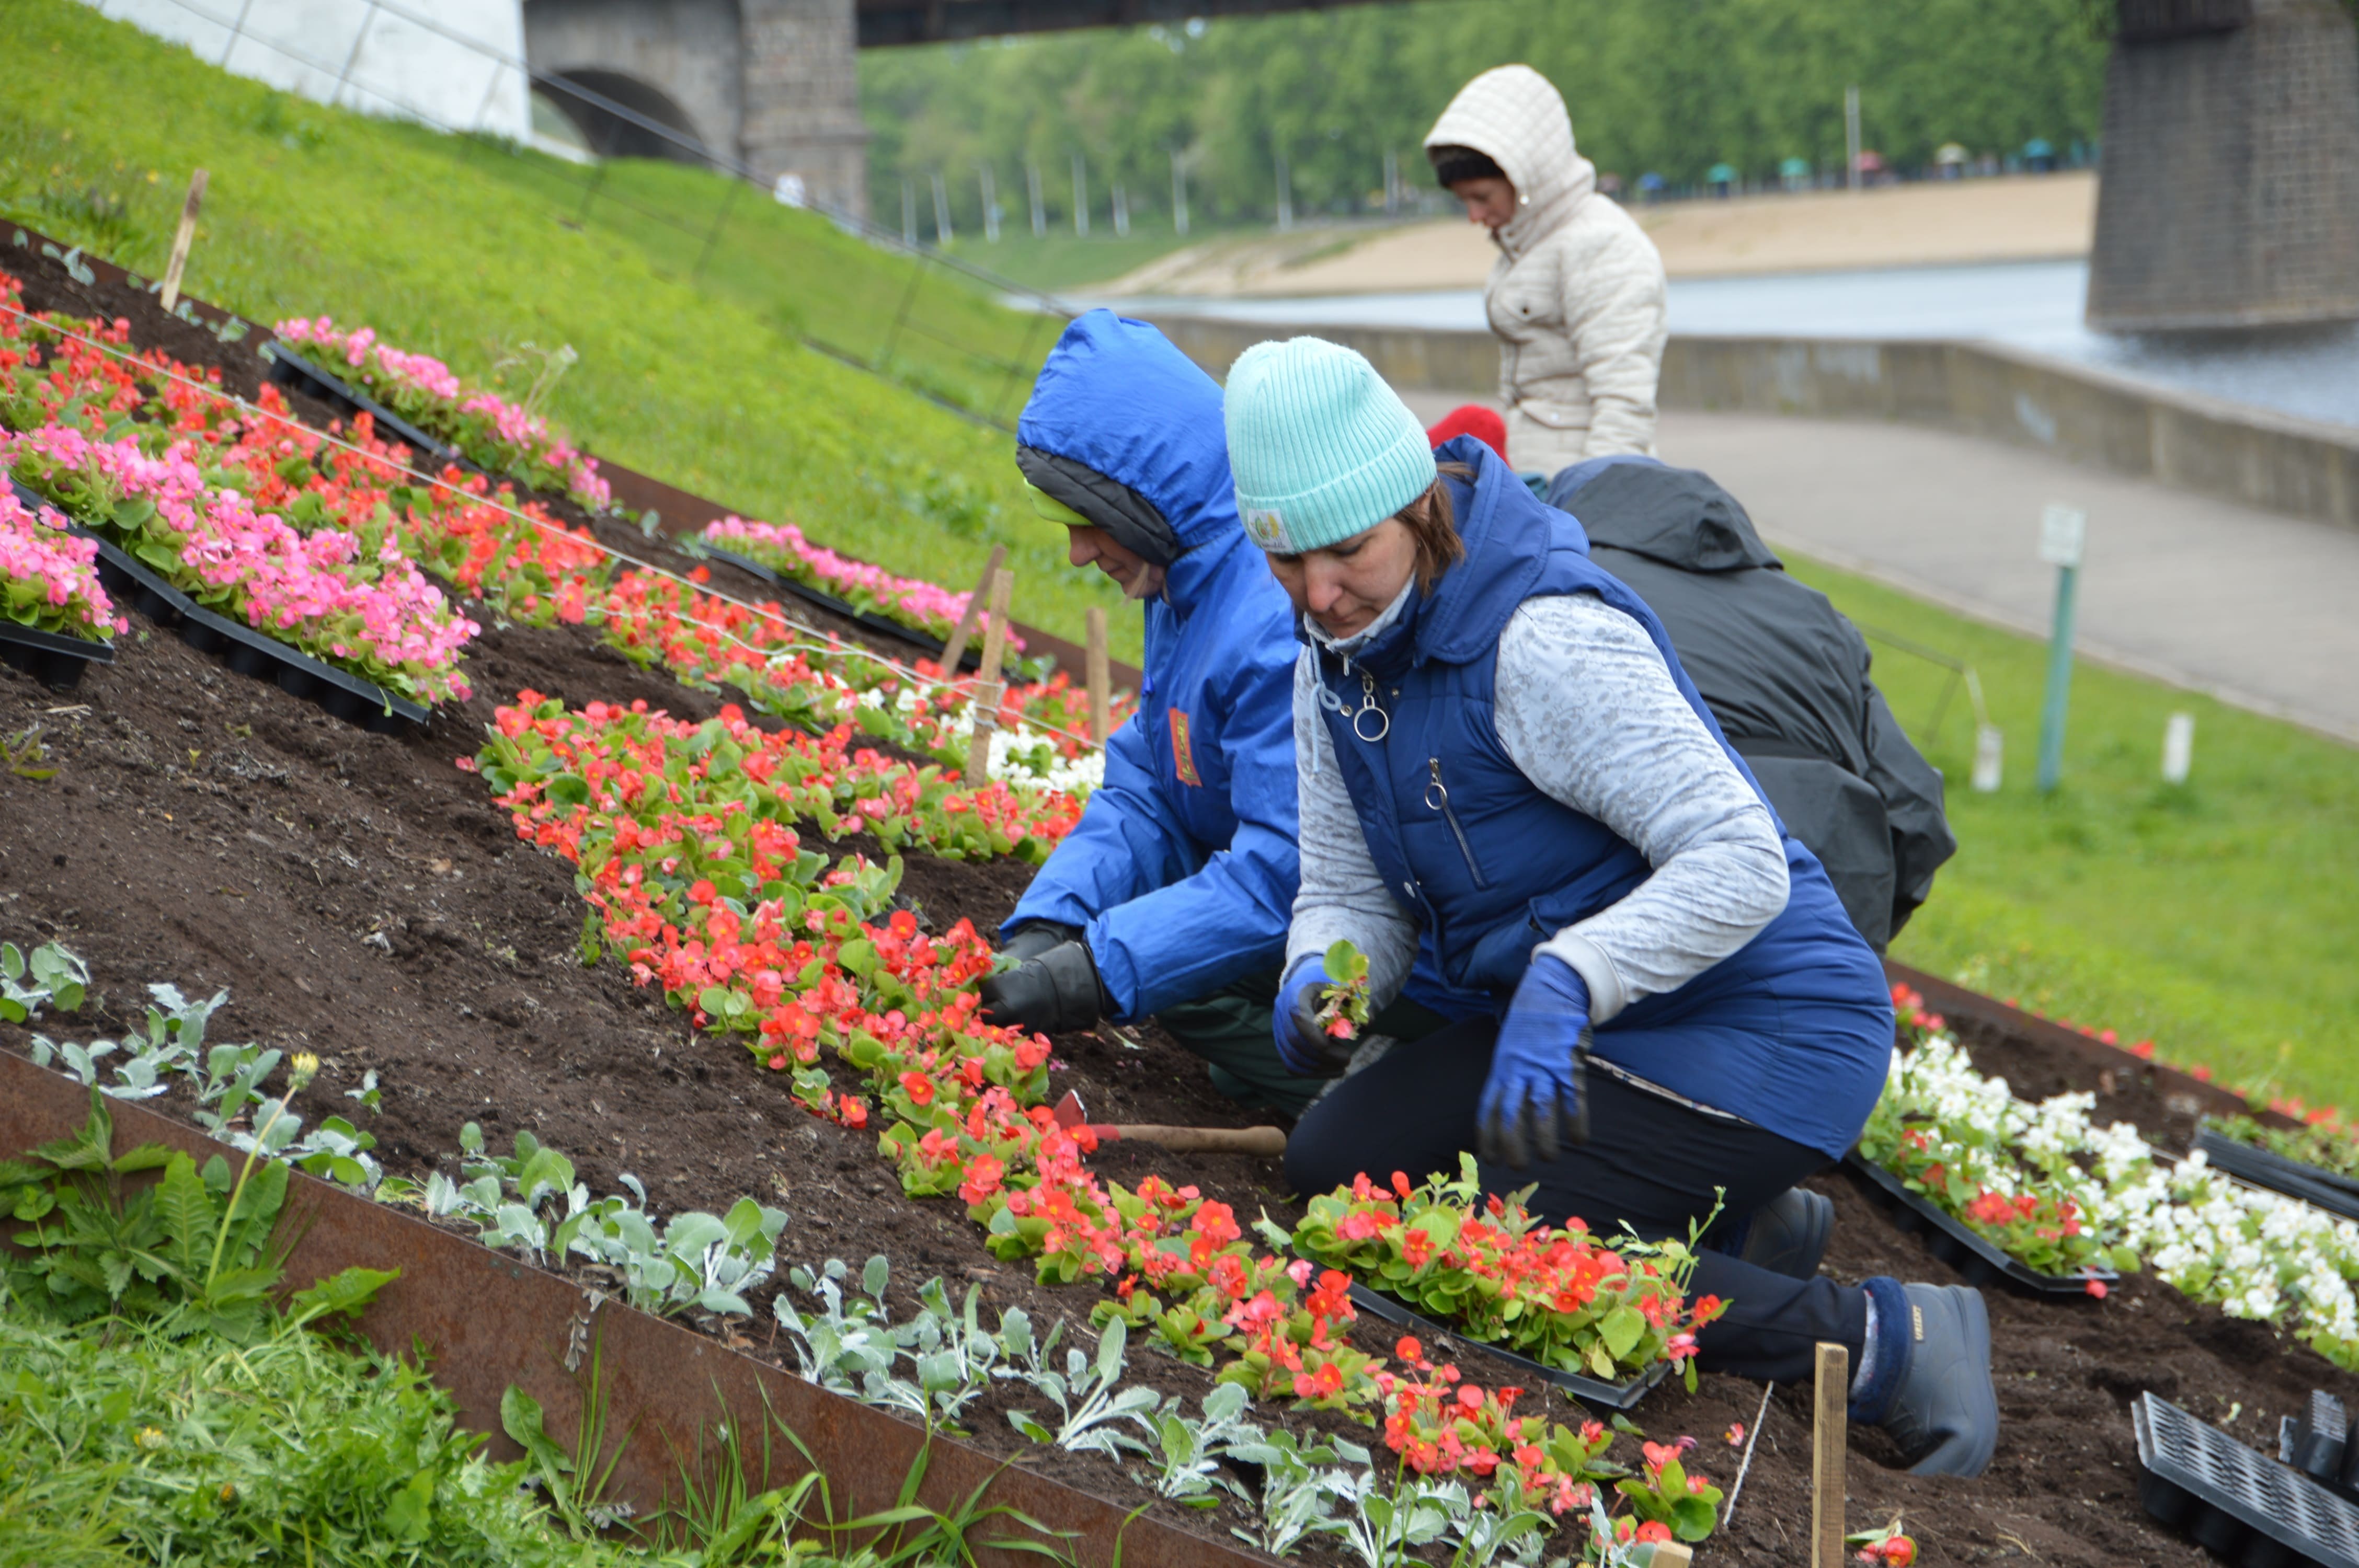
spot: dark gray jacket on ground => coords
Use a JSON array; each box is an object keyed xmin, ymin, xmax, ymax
[{"xmin": 1547, "ymin": 458, "xmax": 1956, "ymax": 950}]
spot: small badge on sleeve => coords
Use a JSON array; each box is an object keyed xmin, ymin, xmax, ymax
[{"xmin": 1169, "ymin": 709, "xmax": 1201, "ymax": 786}]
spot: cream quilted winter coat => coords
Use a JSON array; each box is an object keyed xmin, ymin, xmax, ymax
[{"xmin": 1426, "ymin": 66, "xmax": 1667, "ymax": 471}]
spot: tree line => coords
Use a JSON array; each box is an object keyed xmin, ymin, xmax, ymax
[{"xmin": 858, "ymin": 0, "xmax": 2108, "ymax": 236}]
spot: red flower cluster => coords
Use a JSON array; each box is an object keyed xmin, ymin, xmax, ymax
[{"xmin": 1292, "ymin": 1163, "xmax": 1724, "ymax": 1389}]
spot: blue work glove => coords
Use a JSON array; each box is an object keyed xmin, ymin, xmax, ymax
[
  {"xmin": 1476, "ymin": 954, "xmax": 1594, "ymax": 1169},
  {"xmin": 1272, "ymin": 956, "xmax": 1342, "ymax": 1076}
]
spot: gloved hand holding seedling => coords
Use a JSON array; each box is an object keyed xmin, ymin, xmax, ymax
[
  {"xmin": 1313, "ymin": 939, "xmax": 1371, "ymax": 1042},
  {"xmin": 1272, "ymin": 939, "xmax": 1373, "ymax": 1075}
]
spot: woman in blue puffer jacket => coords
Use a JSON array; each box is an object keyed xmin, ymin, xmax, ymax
[{"xmin": 1225, "ymin": 336, "xmax": 2000, "ymax": 1479}]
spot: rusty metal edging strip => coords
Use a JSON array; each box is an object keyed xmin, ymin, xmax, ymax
[
  {"xmin": 1882, "ymin": 959, "xmax": 2296, "ymax": 1131},
  {"xmin": 3, "ymin": 222, "xmax": 1144, "ymax": 695},
  {"xmin": 0, "ymin": 1048, "xmax": 1273, "ymax": 1568}
]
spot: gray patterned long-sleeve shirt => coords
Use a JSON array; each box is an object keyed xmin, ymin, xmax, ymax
[{"xmin": 1286, "ymin": 588, "xmax": 1790, "ymax": 1023}]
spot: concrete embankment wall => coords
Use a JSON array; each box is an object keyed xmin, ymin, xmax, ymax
[{"xmin": 1146, "ymin": 314, "xmax": 2359, "ymax": 532}]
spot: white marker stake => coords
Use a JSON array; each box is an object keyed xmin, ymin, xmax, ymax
[
  {"xmin": 2162, "ymin": 711, "xmax": 2195, "ymax": 785},
  {"xmin": 1973, "ymin": 723, "xmax": 2005, "ymax": 793}
]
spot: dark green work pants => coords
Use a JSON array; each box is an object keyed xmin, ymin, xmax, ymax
[{"xmin": 1153, "ymin": 969, "xmax": 1448, "ymax": 1118}]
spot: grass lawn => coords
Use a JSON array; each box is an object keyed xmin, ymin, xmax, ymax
[
  {"xmin": 1787, "ymin": 551, "xmax": 2359, "ymax": 1116},
  {"xmin": 936, "ymin": 225, "xmax": 1226, "ymax": 293},
  {"xmin": 0, "ymin": 0, "xmax": 1140, "ymax": 659}
]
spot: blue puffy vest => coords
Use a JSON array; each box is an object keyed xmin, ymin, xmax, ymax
[{"xmin": 1310, "ymin": 441, "xmax": 1893, "ymax": 1157}]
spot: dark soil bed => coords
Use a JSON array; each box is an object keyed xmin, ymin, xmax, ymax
[{"xmin": 5, "ymin": 238, "xmax": 2354, "ymax": 1568}]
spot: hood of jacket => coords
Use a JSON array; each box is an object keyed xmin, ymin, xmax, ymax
[
  {"xmin": 1018, "ymin": 310, "xmax": 1244, "ymax": 612},
  {"xmin": 1555, "ymin": 457, "xmax": 1781, "ymax": 574},
  {"xmin": 1424, "ymin": 65, "xmax": 1596, "ymax": 262}
]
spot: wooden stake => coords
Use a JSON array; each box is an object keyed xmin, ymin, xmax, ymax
[
  {"xmin": 1084, "ymin": 605, "xmax": 1111, "ymax": 746},
  {"xmin": 1812, "ymin": 1342, "xmax": 1849, "ymax": 1568},
  {"xmin": 964, "ymin": 568, "xmax": 1014, "ymax": 784},
  {"xmin": 937, "ymin": 544, "xmax": 1004, "ymax": 676},
  {"xmin": 159, "ymin": 168, "xmax": 209, "ymax": 313}
]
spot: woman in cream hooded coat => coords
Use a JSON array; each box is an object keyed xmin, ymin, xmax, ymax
[{"xmin": 1425, "ymin": 65, "xmax": 1668, "ymax": 472}]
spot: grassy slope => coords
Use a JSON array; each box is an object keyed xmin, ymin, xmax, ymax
[
  {"xmin": 0, "ymin": 0, "xmax": 1140, "ymax": 659},
  {"xmin": 1789, "ymin": 551, "xmax": 2359, "ymax": 1112}
]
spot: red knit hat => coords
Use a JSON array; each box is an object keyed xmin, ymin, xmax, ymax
[{"xmin": 1425, "ymin": 404, "xmax": 1508, "ymax": 462}]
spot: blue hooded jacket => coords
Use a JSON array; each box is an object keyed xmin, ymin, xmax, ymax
[{"xmin": 1003, "ymin": 313, "xmax": 1302, "ymax": 1021}]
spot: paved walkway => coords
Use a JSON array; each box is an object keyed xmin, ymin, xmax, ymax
[{"xmin": 1400, "ymin": 395, "xmax": 2359, "ymax": 744}]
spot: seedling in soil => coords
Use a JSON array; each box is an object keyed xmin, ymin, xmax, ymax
[
  {"xmin": 424, "ymin": 1123, "xmax": 787, "ymax": 1318},
  {"xmin": 1141, "ymin": 1378, "xmax": 1265, "ymax": 1507},
  {"xmin": 0, "ymin": 939, "xmax": 86, "ymax": 1022},
  {"xmin": 1315, "ymin": 939, "xmax": 1372, "ymax": 1043},
  {"xmin": 1003, "ymin": 1318, "xmax": 1162, "ymax": 1459},
  {"xmin": 1847, "ymin": 1519, "xmax": 1918, "ymax": 1565},
  {"xmin": 4, "ymin": 723, "xmax": 54, "ymax": 779}
]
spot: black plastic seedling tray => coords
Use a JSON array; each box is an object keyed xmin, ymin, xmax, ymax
[
  {"xmin": 0, "ymin": 618, "xmax": 113, "ymax": 691},
  {"xmin": 10, "ymin": 477, "xmax": 434, "ymax": 736},
  {"xmin": 1843, "ymin": 1152, "xmax": 2120, "ymax": 1298},
  {"xmin": 1328, "ymin": 1274, "xmax": 1671, "ymax": 1411},
  {"xmin": 2197, "ymin": 1127, "xmax": 2359, "ymax": 1227},
  {"xmin": 2136, "ymin": 1391, "xmax": 2359, "ymax": 1568},
  {"xmin": 262, "ymin": 341, "xmax": 460, "ymax": 469},
  {"xmin": 698, "ymin": 543, "xmax": 979, "ymax": 670}
]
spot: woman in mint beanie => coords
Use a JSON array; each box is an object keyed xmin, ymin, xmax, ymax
[{"xmin": 1229, "ymin": 336, "xmax": 1999, "ymax": 1479}]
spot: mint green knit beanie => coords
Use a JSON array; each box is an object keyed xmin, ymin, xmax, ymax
[{"xmin": 1223, "ymin": 337, "xmax": 1438, "ymax": 554}]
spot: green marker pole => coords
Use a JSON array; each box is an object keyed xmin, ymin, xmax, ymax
[{"xmin": 2036, "ymin": 559, "xmax": 2080, "ymax": 792}]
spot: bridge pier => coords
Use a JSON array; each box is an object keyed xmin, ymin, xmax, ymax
[
  {"xmin": 740, "ymin": 0, "xmax": 868, "ymax": 218},
  {"xmin": 524, "ymin": 0, "xmax": 867, "ymax": 220},
  {"xmin": 2088, "ymin": 0, "xmax": 2359, "ymax": 330}
]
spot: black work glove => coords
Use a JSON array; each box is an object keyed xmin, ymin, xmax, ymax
[
  {"xmin": 978, "ymin": 935, "xmax": 1110, "ymax": 1036},
  {"xmin": 997, "ymin": 921, "xmax": 1079, "ymax": 967}
]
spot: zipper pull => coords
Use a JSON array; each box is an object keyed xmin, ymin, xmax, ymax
[{"xmin": 1425, "ymin": 758, "xmax": 1447, "ymax": 811}]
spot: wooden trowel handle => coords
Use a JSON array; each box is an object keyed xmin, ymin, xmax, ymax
[{"xmin": 1113, "ymin": 1124, "xmax": 1288, "ymax": 1157}]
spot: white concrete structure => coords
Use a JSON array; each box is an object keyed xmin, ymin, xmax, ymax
[{"xmin": 84, "ymin": 0, "xmax": 532, "ymax": 142}]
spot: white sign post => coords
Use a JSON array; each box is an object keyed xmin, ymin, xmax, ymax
[{"xmin": 2036, "ymin": 503, "xmax": 2086, "ymax": 793}]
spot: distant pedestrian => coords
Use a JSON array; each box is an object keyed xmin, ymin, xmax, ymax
[{"xmin": 1425, "ymin": 65, "xmax": 1667, "ymax": 471}]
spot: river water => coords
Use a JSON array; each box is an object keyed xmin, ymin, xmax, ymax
[{"xmin": 1097, "ymin": 260, "xmax": 2359, "ymax": 431}]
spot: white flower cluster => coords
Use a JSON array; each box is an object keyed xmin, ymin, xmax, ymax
[
  {"xmin": 1870, "ymin": 1035, "xmax": 2359, "ymax": 1367},
  {"xmin": 946, "ymin": 696, "xmax": 1107, "ymax": 798}
]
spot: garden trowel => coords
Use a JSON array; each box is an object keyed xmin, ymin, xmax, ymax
[{"xmin": 1049, "ymin": 1090, "xmax": 1287, "ymax": 1158}]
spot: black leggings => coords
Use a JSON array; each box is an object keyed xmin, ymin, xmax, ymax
[{"xmin": 1286, "ymin": 1017, "xmax": 1868, "ymax": 1385}]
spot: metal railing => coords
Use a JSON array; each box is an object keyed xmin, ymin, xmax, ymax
[{"xmin": 87, "ymin": 0, "xmax": 1074, "ymax": 429}]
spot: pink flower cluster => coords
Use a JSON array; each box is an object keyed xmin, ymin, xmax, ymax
[
  {"xmin": 272, "ymin": 317, "xmax": 611, "ymax": 512},
  {"xmin": 0, "ymin": 487, "xmax": 125, "ymax": 641},
  {"xmin": 3, "ymin": 425, "xmax": 477, "ymax": 704},
  {"xmin": 702, "ymin": 516, "xmax": 1023, "ymax": 651}
]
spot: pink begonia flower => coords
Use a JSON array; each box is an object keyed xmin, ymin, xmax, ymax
[{"xmin": 0, "ymin": 488, "xmax": 126, "ymax": 638}]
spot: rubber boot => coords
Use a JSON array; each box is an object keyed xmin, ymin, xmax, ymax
[
  {"xmin": 1862, "ymin": 1281, "xmax": 2000, "ymax": 1478},
  {"xmin": 1737, "ymin": 1186, "xmax": 1834, "ymax": 1280}
]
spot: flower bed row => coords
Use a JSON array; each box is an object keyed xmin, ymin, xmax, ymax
[
  {"xmin": 273, "ymin": 316, "xmax": 611, "ymax": 513},
  {"xmin": 3, "ymin": 270, "xmax": 1124, "ymax": 777},
  {"xmin": 475, "ymin": 691, "xmax": 1724, "ymax": 1526},
  {"xmin": 0, "ymin": 280, "xmax": 479, "ymax": 705},
  {"xmin": 1861, "ymin": 1005, "xmax": 2359, "ymax": 1367},
  {"xmin": 701, "ymin": 515, "xmax": 1023, "ymax": 654},
  {"xmin": 273, "ymin": 309, "xmax": 1012, "ymax": 661}
]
